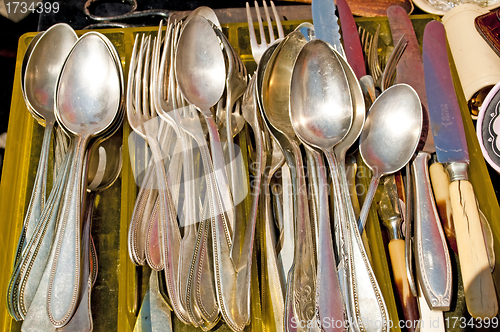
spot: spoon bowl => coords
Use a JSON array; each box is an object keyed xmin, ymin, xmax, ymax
[
  {"xmin": 56, "ymin": 33, "xmax": 121, "ymax": 137},
  {"xmin": 290, "ymin": 39, "xmax": 352, "ymax": 151},
  {"xmin": 360, "ymin": 84, "xmax": 422, "ymax": 178},
  {"xmin": 175, "ymin": 15, "xmax": 225, "ymax": 112},
  {"xmin": 357, "ymin": 83, "xmax": 422, "ymax": 234},
  {"xmin": 25, "ymin": 23, "xmax": 77, "ymax": 124}
]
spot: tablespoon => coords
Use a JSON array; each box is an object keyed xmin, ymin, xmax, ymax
[
  {"xmin": 358, "ymin": 84, "xmax": 422, "ymax": 234},
  {"xmin": 289, "ymin": 38, "xmax": 351, "ymax": 331},
  {"xmin": 46, "ymin": 32, "xmax": 123, "ymax": 328},
  {"xmin": 259, "ymin": 29, "xmax": 317, "ymax": 331},
  {"xmin": 14, "ymin": 23, "xmax": 77, "ymax": 276}
]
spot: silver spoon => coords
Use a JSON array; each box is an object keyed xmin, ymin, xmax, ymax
[
  {"xmin": 290, "ymin": 38, "xmax": 351, "ymax": 331},
  {"xmin": 358, "ymin": 84, "xmax": 422, "ymax": 234},
  {"xmin": 17, "ymin": 22, "xmax": 77, "ymax": 273},
  {"xmin": 59, "ymin": 131, "xmax": 123, "ymax": 332},
  {"xmin": 259, "ymin": 29, "xmax": 317, "ymax": 331},
  {"xmin": 175, "ymin": 15, "xmax": 226, "ymax": 326},
  {"xmin": 47, "ymin": 31, "xmax": 123, "ymax": 328}
]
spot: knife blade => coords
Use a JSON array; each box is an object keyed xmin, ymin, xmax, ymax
[
  {"xmin": 387, "ymin": 4, "xmax": 452, "ymax": 311},
  {"xmin": 336, "ymin": 0, "xmax": 365, "ymax": 79},
  {"xmin": 311, "ymin": 0, "xmax": 345, "ymax": 57},
  {"xmin": 423, "ymin": 19, "xmax": 498, "ymax": 319}
]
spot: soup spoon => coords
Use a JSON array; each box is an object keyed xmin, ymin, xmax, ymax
[
  {"xmin": 17, "ymin": 23, "xmax": 77, "ymax": 272},
  {"xmin": 47, "ymin": 32, "xmax": 123, "ymax": 328}
]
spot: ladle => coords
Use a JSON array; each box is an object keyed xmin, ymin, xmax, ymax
[
  {"xmin": 47, "ymin": 31, "xmax": 123, "ymax": 327},
  {"xmin": 358, "ymin": 84, "xmax": 422, "ymax": 233}
]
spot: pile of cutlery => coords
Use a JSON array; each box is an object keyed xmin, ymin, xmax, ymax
[{"xmin": 7, "ymin": 23, "xmax": 124, "ymax": 332}]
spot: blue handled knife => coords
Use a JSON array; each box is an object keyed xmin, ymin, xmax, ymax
[
  {"xmin": 311, "ymin": 0, "xmax": 344, "ymax": 57},
  {"xmin": 423, "ymin": 20, "xmax": 498, "ymax": 319}
]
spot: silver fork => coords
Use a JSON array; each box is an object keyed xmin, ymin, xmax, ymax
[
  {"xmin": 380, "ymin": 34, "xmax": 408, "ymax": 92},
  {"xmin": 368, "ymin": 25, "xmax": 383, "ymax": 85},
  {"xmin": 126, "ymin": 32, "xmax": 190, "ymax": 325},
  {"xmin": 246, "ymin": 0, "xmax": 284, "ymax": 64}
]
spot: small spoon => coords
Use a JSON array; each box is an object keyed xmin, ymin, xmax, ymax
[
  {"xmin": 358, "ymin": 84, "xmax": 422, "ymax": 234},
  {"xmin": 47, "ymin": 31, "xmax": 123, "ymax": 328}
]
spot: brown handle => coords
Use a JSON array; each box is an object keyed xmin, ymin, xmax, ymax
[
  {"xmin": 449, "ymin": 180, "xmax": 498, "ymax": 318},
  {"xmin": 388, "ymin": 239, "xmax": 419, "ymax": 331},
  {"xmin": 429, "ymin": 161, "xmax": 457, "ymax": 253}
]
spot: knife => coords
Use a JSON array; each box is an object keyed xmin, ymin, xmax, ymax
[
  {"xmin": 311, "ymin": 0, "xmax": 345, "ymax": 57},
  {"xmin": 336, "ymin": 0, "xmax": 365, "ymax": 79},
  {"xmin": 423, "ymin": 20, "xmax": 498, "ymax": 319},
  {"xmin": 387, "ymin": 4, "xmax": 452, "ymax": 311}
]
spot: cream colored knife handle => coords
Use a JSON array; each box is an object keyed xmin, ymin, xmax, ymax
[
  {"xmin": 428, "ymin": 161, "xmax": 457, "ymax": 253},
  {"xmin": 412, "ymin": 151, "xmax": 452, "ymax": 310},
  {"xmin": 448, "ymin": 178, "xmax": 498, "ymax": 318}
]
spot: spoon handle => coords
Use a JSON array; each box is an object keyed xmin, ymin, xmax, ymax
[
  {"xmin": 13, "ymin": 122, "xmax": 54, "ymax": 268},
  {"xmin": 185, "ymin": 134, "xmax": 219, "ymax": 326},
  {"xmin": 334, "ymin": 153, "xmax": 389, "ymax": 332},
  {"xmin": 307, "ymin": 147, "xmax": 345, "ymax": 331},
  {"xmin": 285, "ymin": 141, "xmax": 316, "ymax": 332},
  {"xmin": 8, "ymin": 148, "xmax": 73, "ymax": 320},
  {"xmin": 358, "ymin": 175, "xmax": 380, "ymax": 234},
  {"xmin": 47, "ymin": 135, "xmax": 89, "ymax": 327}
]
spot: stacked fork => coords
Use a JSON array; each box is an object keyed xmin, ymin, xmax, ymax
[{"xmin": 126, "ymin": 10, "xmax": 267, "ymax": 331}]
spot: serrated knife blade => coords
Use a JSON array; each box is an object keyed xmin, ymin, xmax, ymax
[
  {"xmin": 423, "ymin": 19, "xmax": 498, "ymax": 319},
  {"xmin": 311, "ymin": 0, "xmax": 344, "ymax": 57}
]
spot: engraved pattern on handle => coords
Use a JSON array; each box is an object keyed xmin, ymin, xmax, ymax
[{"xmin": 412, "ymin": 151, "xmax": 452, "ymax": 310}]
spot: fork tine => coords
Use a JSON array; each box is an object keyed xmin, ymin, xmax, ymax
[
  {"xmin": 254, "ymin": 1, "xmax": 267, "ymax": 45},
  {"xmin": 262, "ymin": 1, "xmax": 274, "ymax": 43},
  {"xmin": 134, "ymin": 34, "xmax": 146, "ymax": 117},
  {"xmin": 127, "ymin": 33, "xmax": 141, "ymax": 117},
  {"xmin": 246, "ymin": 2, "xmax": 259, "ymax": 54},
  {"xmin": 142, "ymin": 36, "xmax": 153, "ymax": 117},
  {"xmin": 270, "ymin": 1, "xmax": 284, "ymax": 39}
]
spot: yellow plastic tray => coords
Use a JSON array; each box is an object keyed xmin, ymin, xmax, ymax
[{"xmin": 1, "ymin": 15, "xmax": 498, "ymax": 332}]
